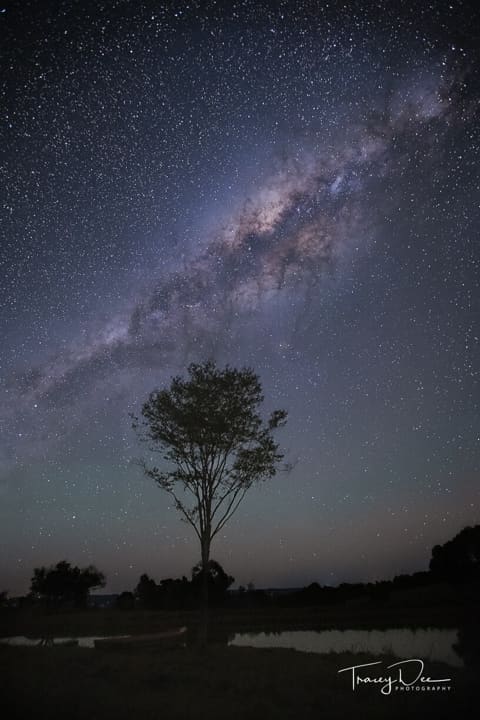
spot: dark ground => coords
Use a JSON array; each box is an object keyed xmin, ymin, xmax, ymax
[
  {"xmin": 1, "ymin": 605, "xmax": 477, "ymax": 720},
  {"xmin": 1, "ymin": 643, "xmax": 475, "ymax": 720}
]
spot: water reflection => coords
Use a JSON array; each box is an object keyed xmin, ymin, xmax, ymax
[
  {"xmin": 230, "ymin": 628, "xmax": 463, "ymax": 667},
  {"xmin": 0, "ymin": 635, "xmax": 130, "ymax": 648}
]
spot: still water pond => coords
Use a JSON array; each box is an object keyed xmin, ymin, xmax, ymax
[
  {"xmin": 229, "ymin": 628, "xmax": 463, "ymax": 667},
  {"xmin": 1, "ymin": 627, "xmax": 463, "ymax": 666}
]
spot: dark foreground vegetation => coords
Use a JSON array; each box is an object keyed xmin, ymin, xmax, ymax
[{"xmin": 1, "ymin": 643, "xmax": 476, "ymax": 720}]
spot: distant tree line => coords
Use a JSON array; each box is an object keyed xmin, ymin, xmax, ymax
[
  {"xmin": 131, "ymin": 525, "xmax": 479, "ymax": 610},
  {"xmin": 1, "ymin": 525, "xmax": 478, "ymax": 611},
  {"xmin": 135, "ymin": 560, "xmax": 235, "ymax": 610}
]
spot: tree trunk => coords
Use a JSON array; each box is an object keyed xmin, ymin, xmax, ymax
[{"xmin": 199, "ymin": 539, "xmax": 210, "ymax": 646}]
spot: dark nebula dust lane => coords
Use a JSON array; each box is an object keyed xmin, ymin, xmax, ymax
[{"xmin": 0, "ymin": 1, "xmax": 479, "ymax": 594}]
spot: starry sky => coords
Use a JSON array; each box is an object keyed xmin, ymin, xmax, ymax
[{"xmin": 1, "ymin": 0, "xmax": 479, "ymax": 595}]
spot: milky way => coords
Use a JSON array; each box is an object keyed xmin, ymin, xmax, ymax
[
  {"xmin": 1, "ymin": 1, "xmax": 479, "ymax": 593},
  {"xmin": 2, "ymin": 63, "xmax": 464, "ymax": 417}
]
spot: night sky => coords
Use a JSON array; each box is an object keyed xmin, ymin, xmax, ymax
[{"xmin": 1, "ymin": 0, "xmax": 479, "ymax": 596}]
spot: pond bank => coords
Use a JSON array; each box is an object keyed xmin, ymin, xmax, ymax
[{"xmin": 0, "ymin": 603, "xmax": 473, "ymax": 638}]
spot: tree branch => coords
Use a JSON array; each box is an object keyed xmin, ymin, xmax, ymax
[{"xmin": 211, "ymin": 486, "xmax": 248, "ymax": 539}]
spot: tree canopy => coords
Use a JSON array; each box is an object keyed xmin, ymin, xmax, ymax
[
  {"xmin": 135, "ymin": 560, "xmax": 234, "ymax": 610},
  {"xmin": 133, "ymin": 360, "xmax": 287, "ymax": 552},
  {"xmin": 429, "ymin": 525, "xmax": 480, "ymax": 582},
  {"xmin": 30, "ymin": 561, "xmax": 105, "ymax": 608},
  {"xmin": 191, "ymin": 559, "xmax": 235, "ymax": 604}
]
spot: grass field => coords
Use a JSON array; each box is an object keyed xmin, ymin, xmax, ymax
[{"xmin": 1, "ymin": 643, "xmax": 474, "ymax": 720}]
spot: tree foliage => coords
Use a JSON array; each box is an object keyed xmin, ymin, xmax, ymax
[
  {"xmin": 429, "ymin": 525, "xmax": 480, "ymax": 582},
  {"xmin": 133, "ymin": 360, "xmax": 287, "ymax": 564},
  {"xmin": 134, "ymin": 560, "xmax": 234, "ymax": 610},
  {"xmin": 135, "ymin": 573, "xmax": 158, "ymax": 608},
  {"xmin": 191, "ymin": 559, "xmax": 235, "ymax": 604},
  {"xmin": 30, "ymin": 560, "xmax": 105, "ymax": 608}
]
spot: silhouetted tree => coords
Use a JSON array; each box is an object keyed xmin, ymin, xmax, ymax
[
  {"xmin": 133, "ymin": 360, "xmax": 287, "ymax": 640},
  {"xmin": 135, "ymin": 573, "xmax": 158, "ymax": 608},
  {"xmin": 191, "ymin": 559, "xmax": 234, "ymax": 606},
  {"xmin": 116, "ymin": 591, "xmax": 135, "ymax": 610},
  {"xmin": 430, "ymin": 525, "xmax": 480, "ymax": 582},
  {"xmin": 30, "ymin": 561, "xmax": 105, "ymax": 608},
  {"xmin": 158, "ymin": 576, "xmax": 192, "ymax": 609}
]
